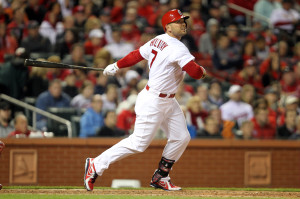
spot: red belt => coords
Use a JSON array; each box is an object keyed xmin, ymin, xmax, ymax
[{"xmin": 146, "ymin": 85, "xmax": 175, "ymax": 98}]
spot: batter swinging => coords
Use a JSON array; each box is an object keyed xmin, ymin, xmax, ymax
[{"xmin": 84, "ymin": 9, "xmax": 206, "ymax": 191}]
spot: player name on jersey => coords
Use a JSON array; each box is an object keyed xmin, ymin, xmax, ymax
[{"xmin": 150, "ymin": 38, "xmax": 168, "ymax": 51}]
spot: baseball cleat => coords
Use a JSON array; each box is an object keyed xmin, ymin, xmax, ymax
[
  {"xmin": 84, "ymin": 158, "xmax": 98, "ymax": 191},
  {"xmin": 150, "ymin": 176, "xmax": 182, "ymax": 191}
]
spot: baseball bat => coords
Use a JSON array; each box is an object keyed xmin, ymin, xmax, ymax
[{"xmin": 24, "ymin": 59, "xmax": 104, "ymax": 71}]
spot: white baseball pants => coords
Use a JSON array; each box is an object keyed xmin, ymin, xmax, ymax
[{"xmin": 94, "ymin": 88, "xmax": 191, "ymax": 176}]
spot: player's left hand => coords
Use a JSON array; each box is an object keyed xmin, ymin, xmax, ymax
[
  {"xmin": 0, "ymin": 141, "xmax": 5, "ymax": 154},
  {"xmin": 103, "ymin": 63, "xmax": 119, "ymax": 76}
]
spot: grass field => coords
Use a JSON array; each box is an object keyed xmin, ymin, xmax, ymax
[{"xmin": 1, "ymin": 186, "xmax": 300, "ymax": 199}]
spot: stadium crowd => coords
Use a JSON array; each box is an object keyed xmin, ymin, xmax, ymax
[{"xmin": 0, "ymin": 0, "xmax": 299, "ymax": 140}]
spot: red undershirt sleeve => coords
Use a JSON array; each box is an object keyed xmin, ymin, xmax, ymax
[
  {"xmin": 116, "ymin": 49, "xmax": 144, "ymax": 68},
  {"xmin": 182, "ymin": 60, "xmax": 204, "ymax": 79}
]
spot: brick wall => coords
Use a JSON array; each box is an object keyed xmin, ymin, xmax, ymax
[{"xmin": 0, "ymin": 138, "xmax": 299, "ymax": 188}]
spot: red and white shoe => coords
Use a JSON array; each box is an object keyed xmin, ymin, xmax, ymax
[
  {"xmin": 150, "ymin": 176, "xmax": 182, "ymax": 191},
  {"xmin": 84, "ymin": 158, "xmax": 98, "ymax": 191}
]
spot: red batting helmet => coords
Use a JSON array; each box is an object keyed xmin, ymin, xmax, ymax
[{"xmin": 161, "ymin": 9, "xmax": 189, "ymax": 31}]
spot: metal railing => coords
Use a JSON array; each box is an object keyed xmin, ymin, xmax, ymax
[
  {"xmin": 0, "ymin": 94, "xmax": 72, "ymax": 138},
  {"xmin": 228, "ymin": 3, "xmax": 272, "ymax": 29}
]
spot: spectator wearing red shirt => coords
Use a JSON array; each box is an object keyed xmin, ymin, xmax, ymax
[
  {"xmin": 84, "ymin": 29, "xmax": 106, "ymax": 55},
  {"xmin": 110, "ymin": 0, "xmax": 124, "ymax": 24},
  {"xmin": 117, "ymin": 94, "xmax": 137, "ymax": 135},
  {"xmin": 7, "ymin": 114, "xmax": 31, "ymax": 138},
  {"xmin": 0, "ymin": 21, "xmax": 18, "ymax": 63},
  {"xmin": 280, "ymin": 67, "xmax": 298, "ymax": 95},
  {"xmin": 137, "ymin": 0, "xmax": 154, "ymax": 20},
  {"xmin": 6, "ymin": 7, "xmax": 29, "ymax": 43},
  {"xmin": 251, "ymin": 107, "xmax": 276, "ymax": 139}
]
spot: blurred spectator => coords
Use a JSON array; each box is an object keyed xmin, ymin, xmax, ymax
[
  {"xmin": 62, "ymin": 43, "xmax": 90, "ymax": 67},
  {"xmin": 39, "ymin": 2, "xmax": 64, "ymax": 45},
  {"xmin": 73, "ymin": 5, "xmax": 87, "ymax": 41},
  {"xmin": 62, "ymin": 73, "xmax": 78, "ymax": 98},
  {"xmin": 251, "ymin": 107, "xmax": 276, "ymax": 139},
  {"xmin": 84, "ymin": 16, "xmax": 102, "ymax": 39},
  {"xmin": 56, "ymin": 15, "xmax": 75, "ymax": 42},
  {"xmin": 122, "ymin": 70, "xmax": 140, "ymax": 99},
  {"xmin": 79, "ymin": 94, "xmax": 104, "ymax": 137},
  {"xmin": 254, "ymin": 0, "xmax": 281, "ymax": 27},
  {"xmin": 253, "ymin": 97, "xmax": 277, "ymax": 126},
  {"xmin": 277, "ymin": 109, "xmax": 297, "ymax": 139},
  {"xmin": 198, "ymin": 116, "xmax": 222, "ymax": 138},
  {"xmin": 196, "ymin": 84, "xmax": 213, "ymax": 111},
  {"xmin": 71, "ymin": 80, "xmax": 94, "ymax": 109},
  {"xmin": 7, "ymin": 114, "xmax": 31, "ymax": 138},
  {"xmin": 46, "ymin": 55, "xmax": 71, "ymax": 81},
  {"xmin": 94, "ymin": 73, "xmax": 108, "ymax": 95},
  {"xmin": 0, "ymin": 101, "xmax": 14, "ymax": 138},
  {"xmin": 104, "ymin": 27, "xmax": 135, "ymax": 60},
  {"xmin": 35, "ymin": 79, "xmax": 71, "ymax": 130},
  {"xmin": 6, "ymin": 7, "xmax": 28, "ymax": 44},
  {"xmin": 176, "ymin": 82, "xmax": 192, "ymax": 106},
  {"xmin": 280, "ymin": 67, "xmax": 298, "ymax": 95},
  {"xmin": 25, "ymin": 64, "xmax": 49, "ymax": 98},
  {"xmin": 198, "ymin": 18, "xmax": 219, "ymax": 56},
  {"xmin": 270, "ymin": 0, "xmax": 300, "ymax": 43},
  {"xmin": 102, "ymin": 84, "xmax": 118, "ymax": 112},
  {"xmin": 0, "ymin": 47, "xmax": 29, "ymax": 99},
  {"xmin": 122, "ymin": 6, "xmax": 147, "ymax": 31},
  {"xmin": 188, "ymin": 4, "xmax": 205, "ymax": 45},
  {"xmin": 137, "ymin": 0, "xmax": 154, "ymax": 20},
  {"xmin": 110, "ymin": 0, "xmax": 124, "ymax": 24},
  {"xmin": 291, "ymin": 42, "xmax": 300, "ymax": 66},
  {"xmin": 84, "ymin": 29, "xmax": 105, "ymax": 55},
  {"xmin": 186, "ymin": 96, "xmax": 209, "ymax": 133},
  {"xmin": 207, "ymin": 80, "xmax": 224, "ymax": 108},
  {"xmin": 254, "ymin": 35, "xmax": 270, "ymax": 62},
  {"xmin": 236, "ymin": 59, "xmax": 263, "ymax": 91},
  {"xmin": 116, "ymin": 94, "xmax": 137, "ymax": 134},
  {"xmin": 93, "ymin": 48, "xmax": 113, "ymax": 69},
  {"xmin": 264, "ymin": 85, "xmax": 280, "ymax": 111},
  {"xmin": 241, "ymin": 40, "xmax": 257, "ymax": 63},
  {"xmin": 57, "ymin": 0, "xmax": 73, "ymax": 18},
  {"xmin": 99, "ymin": 8, "xmax": 113, "ymax": 44},
  {"xmin": 120, "ymin": 20, "xmax": 141, "ymax": 48},
  {"xmin": 208, "ymin": 1, "xmax": 231, "ymax": 27},
  {"xmin": 220, "ymin": 85, "xmax": 254, "ymax": 128},
  {"xmin": 260, "ymin": 52, "xmax": 287, "ymax": 87},
  {"xmin": 20, "ymin": 20, "xmax": 51, "ymax": 53},
  {"xmin": 55, "ymin": 28, "xmax": 78, "ymax": 59},
  {"xmin": 97, "ymin": 110, "xmax": 125, "ymax": 137},
  {"xmin": 0, "ymin": 21, "xmax": 18, "ymax": 63},
  {"xmin": 226, "ymin": 23, "xmax": 243, "ymax": 51},
  {"xmin": 212, "ymin": 33, "xmax": 243, "ymax": 73},
  {"xmin": 241, "ymin": 84, "xmax": 256, "ymax": 106},
  {"xmin": 237, "ymin": 120, "xmax": 254, "ymax": 139},
  {"xmin": 289, "ymin": 115, "xmax": 300, "ymax": 139},
  {"xmin": 25, "ymin": 0, "xmax": 47, "ymax": 24}
]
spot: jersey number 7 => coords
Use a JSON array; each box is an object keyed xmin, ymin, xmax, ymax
[{"xmin": 150, "ymin": 49, "xmax": 158, "ymax": 68}]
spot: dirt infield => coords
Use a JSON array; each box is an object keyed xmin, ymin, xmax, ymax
[{"xmin": 2, "ymin": 189, "xmax": 300, "ymax": 198}]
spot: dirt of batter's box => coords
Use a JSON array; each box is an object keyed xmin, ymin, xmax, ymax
[{"xmin": 1, "ymin": 189, "xmax": 300, "ymax": 198}]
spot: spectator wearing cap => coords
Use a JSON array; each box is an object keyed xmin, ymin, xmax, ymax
[
  {"xmin": 84, "ymin": 29, "xmax": 106, "ymax": 55},
  {"xmin": 39, "ymin": 2, "xmax": 64, "ymax": 45},
  {"xmin": 235, "ymin": 59, "xmax": 263, "ymax": 91},
  {"xmin": 251, "ymin": 107, "xmax": 276, "ymax": 139},
  {"xmin": 0, "ymin": 21, "xmax": 18, "ymax": 63},
  {"xmin": 104, "ymin": 28, "xmax": 135, "ymax": 60},
  {"xmin": 20, "ymin": 20, "xmax": 52, "ymax": 53},
  {"xmin": 7, "ymin": 114, "xmax": 31, "ymax": 138},
  {"xmin": 277, "ymin": 95, "xmax": 299, "ymax": 126},
  {"xmin": 220, "ymin": 85, "xmax": 254, "ymax": 138},
  {"xmin": 0, "ymin": 47, "xmax": 30, "ymax": 99},
  {"xmin": 277, "ymin": 109, "xmax": 298, "ymax": 139},
  {"xmin": 116, "ymin": 94, "xmax": 137, "ymax": 135},
  {"xmin": 121, "ymin": 70, "xmax": 139, "ymax": 100},
  {"xmin": 0, "ymin": 101, "xmax": 14, "ymax": 138}
]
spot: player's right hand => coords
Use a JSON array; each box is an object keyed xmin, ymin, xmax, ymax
[{"xmin": 103, "ymin": 63, "xmax": 119, "ymax": 76}]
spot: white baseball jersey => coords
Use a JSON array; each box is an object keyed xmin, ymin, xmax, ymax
[{"xmin": 139, "ymin": 33, "xmax": 195, "ymax": 94}]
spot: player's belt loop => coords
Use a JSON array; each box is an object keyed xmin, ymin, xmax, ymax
[{"xmin": 146, "ymin": 85, "xmax": 175, "ymax": 98}]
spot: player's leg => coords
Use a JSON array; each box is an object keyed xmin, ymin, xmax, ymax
[
  {"xmin": 150, "ymin": 99, "xmax": 190, "ymax": 191},
  {"xmin": 84, "ymin": 89, "xmax": 164, "ymax": 191}
]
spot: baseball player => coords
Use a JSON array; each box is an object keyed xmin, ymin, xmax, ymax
[{"xmin": 84, "ymin": 9, "xmax": 206, "ymax": 191}]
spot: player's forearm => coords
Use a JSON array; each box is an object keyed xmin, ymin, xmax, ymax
[
  {"xmin": 116, "ymin": 49, "xmax": 144, "ymax": 68},
  {"xmin": 182, "ymin": 60, "xmax": 206, "ymax": 79}
]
